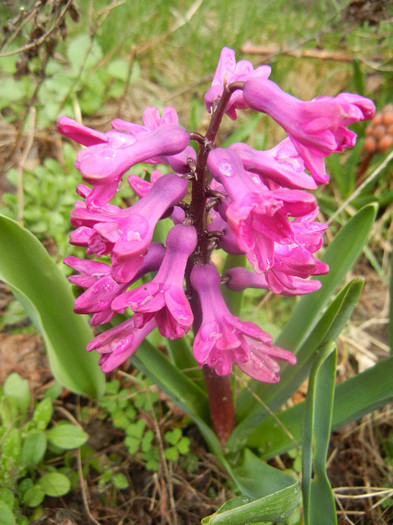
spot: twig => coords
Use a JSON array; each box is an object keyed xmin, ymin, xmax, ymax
[
  {"xmin": 146, "ymin": 386, "xmax": 179, "ymax": 525},
  {"xmin": 0, "ymin": 0, "xmax": 74, "ymax": 58},
  {"xmin": 77, "ymin": 448, "xmax": 103, "ymax": 525},
  {"xmin": 17, "ymin": 106, "xmax": 36, "ymax": 225},
  {"xmin": 241, "ymin": 44, "xmax": 354, "ymax": 63}
]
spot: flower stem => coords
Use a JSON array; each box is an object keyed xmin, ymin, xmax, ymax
[
  {"xmin": 203, "ymin": 365, "xmax": 235, "ymax": 447},
  {"xmin": 186, "ymin": 81, "xmax": 244, "ymax": 446}
]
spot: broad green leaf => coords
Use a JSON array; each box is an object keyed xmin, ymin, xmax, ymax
[
  {"xmin": 126, "ymin": 419, "xmax": 145, "ymax": 439},
  {"xmin": 202, "ymin": 449, "xmax": 299, "ymax": 524},
  {"xmin": 38, "ymin": 472, "xmax": 71, "ymax": 497},
  {"xmin": 2, "ymin": 428, "xmax": 21, "ymax": 461},
  {"xmin": 302, "ymin": 343, "xmax": 337, "ymax": 525},
  {"xmin": 32, "ymin": 398, "xmax": 53, "ymax": 430},
  {"xmin": 23, "ymin": 486, "xmax": 45, "ymax": 507},
  {"xmin": 0, "ymin": 501, "xmax": 17, "ymax": 525},
  {"xmin": 0, "ymin": 488, "xmax": 14, "ymax": 509},
  {"xmin": 46, "ymin": 423, "xmax": 88, "ymax": 450},
  {"xmin": 0, "ymin": 214, "xmax": 105, "ymax": 398},
  {"xmin": 246, "ymin": 355, "xmax": 393, "ymax": 459},
  {"xmin": 0, "ymin": 397, "xmax": 18, "ymax": 427},
  {"xmin": 112, "ymin": 473, "xmax": 129, "ymax": 490},
  {"xmin": 21, "ymin": 430, "xmax": 47, "ymax": 466},
  {"xmin": 4, "ymin": 373, "xmax": 31, "ymax": 414},
  {"xmin": 229, "ymin": 279, "xmax": 363, "ymax": 449},
  {"xmin": 165, "ymin": 447, "xmax": 179, "ymax": 461},
  {"xmin": 165, "ymin": 428, "xmax": 182, "ymax": 445}
]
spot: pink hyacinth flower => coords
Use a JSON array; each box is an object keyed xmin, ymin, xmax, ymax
[
  {"xmin": 57, "ymin": 115, "xmax": 190, "ymax": 208},
  {"xmin": 204, "ymin": 47, "xmax": 271, "ymax": 120},
  {"xmin": 229, "ymin": 138, "xmax": 317, "ymax": 190},
  {"xmin": 87, "ymin": 317, "xmax": 157, "ymax": 373},
  {"xmin": 70, "ymin": 174, "xmax": 188, "ymax": 283},
  {"xmin": 191, "ymin": 264, "xmax": 296, "ymax": 382},
  {"xmin": 112, "ymin": 224, "xmax": 197, "ymax": 339},
  {"xmin": 64, "ymin": 242, "xmax": 165, "ymax": 325},
  {"xmin": 242, "ymin": 79, "xmax": 375, "ymax": 184},
  {"xmin": 225, "ymin": 242, "xmax": 328, "ymax": 295},
  {"xmin": 207, "ymin": 148, "xmax": 317, "ymax": 273},
  {"xmin": 112, "ymin": 106, "xmax": 196, "ymax": 173}
]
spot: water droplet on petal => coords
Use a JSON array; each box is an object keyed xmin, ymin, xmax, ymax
[{"xmin": 219, "ymin": 160, "xmax": 235, "ymax": 177}]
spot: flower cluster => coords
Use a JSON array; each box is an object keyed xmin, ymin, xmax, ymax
[{"xmin": 59, "ymin": 47, "xmax": 374, "ymax": 381}]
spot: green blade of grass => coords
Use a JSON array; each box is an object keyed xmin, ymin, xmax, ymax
[{"xmin": 302, "ymin": 343, "xmax": 337, "ymax": 525}]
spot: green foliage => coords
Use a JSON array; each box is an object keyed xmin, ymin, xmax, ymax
[
  {"xmin": 0, "ymin": 374, "xmax": 88, "ymax": 523},
  {"xmin": 100, "ymin": 378, "xmax": 192, "ymax": 472},
  {"xmin": 0, "ymin": 144, "xmax": 80, "ymax": 258}
]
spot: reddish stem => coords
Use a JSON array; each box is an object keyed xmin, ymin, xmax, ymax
[{"xmin": 203, "ymin": 366, "xmax": 235, "ymax": 447}]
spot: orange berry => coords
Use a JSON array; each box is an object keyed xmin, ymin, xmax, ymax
[
  {"xmin": 365, "ymin": 124, "xmax": 373, "ymax": 136},
  {"xmin": 371, "ymin": 113, "xmax": 382, "ymax": 126},
  {"xmin": 378, "ymin": 135, "xmax": 393, "ymax": 153},
  {"xmin": 373, "ymin": 124, "xmax": 386, "ymax": 140},
  {"xmin": 387, "ymin": 123, "xmax": 393, "ymax": 135},
  {"xmin": 382, "ymin": 111, "xmax": 393, "ymax": 126},
  {"xmin": 364, "ymin": 136, "xmax": 377, "ymax": 152}
]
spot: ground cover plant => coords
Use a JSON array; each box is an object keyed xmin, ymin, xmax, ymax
[{"xmin": 1, "ymin": 1, "xmax": 393, "ymax": 523}]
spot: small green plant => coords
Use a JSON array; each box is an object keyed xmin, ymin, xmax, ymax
[
  {"xmin": 0, "ymin": 373, "xmax": 88, "ymax": 524},
  {"xmin": 0, "ymin": 143, "xmax": 81, "ymax": 258},
  {"xmin": 100, "ymin": 378, "xmax": 191, "ymax": 472}
]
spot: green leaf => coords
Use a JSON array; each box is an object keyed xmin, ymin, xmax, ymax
[
  {"xmin": 203, "ymin": 449, "xmax": 299, "ymax": 524},
  {"xmin": 46, "ymin": 423, "xmax": 88, "ymax": 450},
  {"xmin": 4, "ymin": 373, "xmax": 31, "ymax": 414},
  {"xmin": 112, "ymin": 472, "xmax": 129, "ymax": 490},
  {"xmin": 0, "ymin": 214, "xmax": 105, "ymax": 398},
  {"xmin": 165, "ymin": 447, "xmax": 179, "ymax": 461},
  {"xmin": 177, "ymin": 436, "xmax": 190, "ymax": 455},
  {"xmin": 2, "ymin": 428, "xmax": 21, "ymax": 461},
  {"xmin": 66, "ymin": 35, "xmax": 102, "ymax": 72},
  {"xmin": 0, "ymin": 397, "xmax": 18, "ymax": 427},
  {"xmin": 125, "ymin": 436, "xmax": 141, "ymax": 454},
  {"xmin": 21, "ymin": 430, "xmax": 47, "ymax": 466},
  {"xmin": 0, "ymin": 488, "xmax": 14, "ymax": 509},
  {"xmin": 23, "ymin": 486, "xmax": 45, "ymax": 507},
  {"xmin": 141, "ymin": 430, "xmax": 154, "ymax": 452},
  {"xmin": 126, "ymin": 419, "xmax": 145, "ymax": 439},
  {"xmin": 302, "ymin": 343, "xmax": 337, "ymax": 525},
  {"xmin": 0, "ymin": 501, "xmax": 17, "ymax": 525},
  {"xmin": 32, "ymin": 398, "xmax": 53, "ymax": 430},
  {"xmin": 38, "ymin": 472, "xmax": 71, "ymax": 497},
  {"xmin": 165, "ymin": 428, "xmax": 182, "ymax": 445}
]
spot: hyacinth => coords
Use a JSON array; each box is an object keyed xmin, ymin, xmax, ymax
[{"xmin": 59, "ymin": 48, "xmax": 374, "ymax": 385}]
